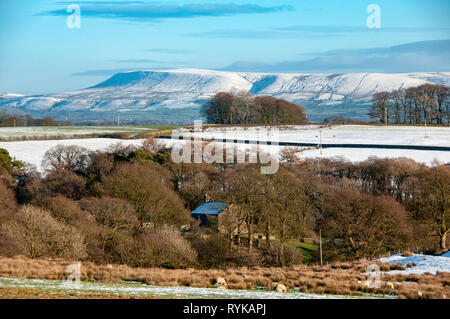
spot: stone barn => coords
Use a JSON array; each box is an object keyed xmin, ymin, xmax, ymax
[{"xmin": 191, "ymin": 202, "xmax": 228, "ymax": 230}]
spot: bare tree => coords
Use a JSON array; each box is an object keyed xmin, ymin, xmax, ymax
[
  {"xmin": 407, "ymin": 166, "xmax": 450, "ymax": 249},
  {"xmin": 218, "ymin": 204, "xmax": 246, "ymax": 251},
  {"xmin": 370, "ymin": 92, "xmax": 392, "ymax": 123},
  {"xmin": 202, "ymin": 92, "xmax": 308, "ymax": 125},
  {"xmin": 319, "ymin": 186, "xmax": 410, "ymax": 260},
  {"xmin": 42, "ymin": 145, "xmax": 90, "ymax": 174},
  {"xmin": 375, "ymin": 84, "xmax": 449, "ymax": 124},
  {"xmin": 100, "ymin": 163, "xmax": 192, "ymax": 228},
  {"xmin": 2, "ymin": 205, "xmax": 86, "ymax": 259}
]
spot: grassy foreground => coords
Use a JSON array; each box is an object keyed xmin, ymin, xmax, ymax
[
  {"xmin": 0, "ymin": 256, "xmax": 448, "ymax": 299},
  {"xmin": 0, "ymin": 286, "xmax": 151, "ymax": 299}
]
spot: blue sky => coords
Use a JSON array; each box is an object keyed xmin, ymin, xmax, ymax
[{"xmin": 0, "ymin": 0, "xmax": 449, "ymax": 94}]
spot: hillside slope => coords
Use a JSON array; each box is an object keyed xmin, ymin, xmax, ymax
[{"xmin": 1, "ymin": 69, "xmax": 448, "ymax": 122}]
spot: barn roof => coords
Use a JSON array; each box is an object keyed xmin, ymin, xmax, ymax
[{"xmin": 191, "ymin": 202, "xmax": 227, "ymax": 216}]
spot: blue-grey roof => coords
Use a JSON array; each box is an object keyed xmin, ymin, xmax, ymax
[{"xmin": 191, "ymin": 202, "xmax": 227, "ymax": 216}]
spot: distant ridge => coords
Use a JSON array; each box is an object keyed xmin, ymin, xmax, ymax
[{"xmin": 1, "ymin": 69, "xmax": 449, "ymax": 122}]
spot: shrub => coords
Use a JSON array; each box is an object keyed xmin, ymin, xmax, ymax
[
  {"xmin": 0, "ymin": 180, "xmax": 18, "ymax": 256},
  {"xmin": 156, "ymin": 224, "xmax": 198, "ymax": 267},
  {"xmin": 39, "ymin": 195, "xmax": 92, "ymax": 226},
  {"xmin": 0, "ymin": 148, "xmax": 13, "ymax": 172},
  {"xmin": 15, "ymin": 167, "xmax": 42, "ymax": 204},
  {"xmin": 43, "ymin": 170, "xmax": 86, "ymax": 200},
  {"xmin": 36, "ymin": 196, "xmax": 108, "ymax": 263},
  {"xmin": 192, "ymin": 234, "xmax": 230, "ymax": 269},
  {"xmin": 282, "ymin": 246, "xmax": 304, "ymax": 266},
  {"xmin": 0, "ymin": 148, "xmax": 23, "ymax": 175},
  {"xmin": 80, "ymin": 197, "xmax": 138, "ymax": 231},
  {"xmin": 85, "ymin": 152, "xmax": 115, "ymax": 186},
  {"xmin": 403, "ymin": 251, "xmax": 414, "ymax": 257},
  {"xmin": 0, "ymin": 180, "xmax": 16, "ymax": 220},
  {"xmin": 104, "ymin": 225, "xmax": 197, "ymax": 268},
  {"xmin": 260, "ymin": 244, "xmax": 303, "ymax": 267},
  {"xmin": 2, "ymin": 205, "xmax": 87, "ymax": 259}
]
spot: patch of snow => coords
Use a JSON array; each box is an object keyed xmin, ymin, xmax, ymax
[
  {"xmin": 0, "ymin": 126, "xmax": 153, "ymax": 139},
  {"xmin": 1, "ymin": 124, "xmax": 449, "ymax": 173},
  {"xmin": 0, "ymin": 277, "xmax": 383, "ymax": 299},
  {"xmin": 380, "ymin": 253, "xmax": 450, "ymax": 275},
  {"xmin": 187, "ymin": 125, "xmax": 450, "ymax": 147},
  {"xmin": 173, "ymin": 125, "xmax": 450, "ymax": 165},
  {"xmin": 0, "ymin": 138, "xmax": 143, "ymax": 172}
]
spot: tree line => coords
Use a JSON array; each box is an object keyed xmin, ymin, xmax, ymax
[
  {"xmin": 0, "ymin": 141, "xmax": 448, "ymax": 268},
  {"xmin": 370, "ymin": 84, "xmax": 449, "ymax": 124},
  {"xmin": 201, "ymin": 92, "xmax": 308, "ymax": 125},
  {"xmin": 0, "ymin": 109, "xmax": 63, "ymax": 127}
]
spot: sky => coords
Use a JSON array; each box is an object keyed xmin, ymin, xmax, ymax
[{"xmin": 0, "ymin": 0, "xmax": 449, "ymax": 94}]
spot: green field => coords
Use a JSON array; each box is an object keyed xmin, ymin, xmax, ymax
[{"xmin": 285, "ymin": 241, "xmax": 319, "ymax": 264}]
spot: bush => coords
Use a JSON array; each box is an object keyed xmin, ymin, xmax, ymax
[
  {"xmin": 0, "ymin": 148, "xmax": 23, "ymax": 175},
  {"xmin": 3, "ymin": 205, "xmax": 87, "ymax": 259},
  {"xmin": 403, "ymin": 251, "xmax": 414, "ymax": 257},
  {"xmin": 0, "ymin": 148, "xmax": 13, "ymax": 172},
  {"xmin": 43, "ymin": 170, "xmax": 86, "ymax": 200},
  {"xmin": 156, "ymin": 224, "xmax": 198, "ymax": 268},
  {"xmin": 192, "ymin": 234, "xmax": 230, "ymax": 269},
  {"xmin": 85, "ymin": 152, "xmax": 115, "ymax": 186},
  {"xmin": 103, "ymin": 225, "xmax": 197, "ymax": 268},
  {"xmin": 80, "ymin": 197, "xmax": 138, "ymax": 231},
  {"xmin": 0, "ymin": 180, "xmax": 18, "ymax": 256},
  {"xmin": 0, "ymin": 180, "xmax": 16, "ymax": 220},
  {"xmin": 39, "ymin": 195, "xmax": 92, "ymax": 226},
  {"xmin": 36, "ymin": 196, "xmax": 108, "ymax": 263},
  {"xmin": 282, "ymin": 246, "xmax": 304, "ymax": 266},
  {"xmin": 260, "ymin": 244, "xmax": 303, "ymax": 267}
]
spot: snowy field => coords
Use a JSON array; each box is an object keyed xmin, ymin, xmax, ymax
[
  {"xmin": 0, "ymin": 124, "xmax": 449, "ymax": 172},
  {"xmin": 296, "ymin": 148, "xmax": 449, "ymax": 165},
  {"xmin": 187, "ymin": 125, "xmax": 450, "ymax": 147},
  {"xmin": 161, "ymin": 137, "xmax": 449, "ymax": 166},
  {"xmin": 0, "ymin": 126, "xmax": 154, "ymax": 140},
  {"xmin": 0, "ymin": 277, "xmax": 383, "ymax": 299},
  {"xmin": 0, "ymin": 138, "xmax": 143, "ymax": 171},
  {"xmin": 176, "ymin": 125, "xmax": 450, "ymax": 165},
  {"xmin": 380, "ymin": 251, "xmax": 450, "ymax": 275}
]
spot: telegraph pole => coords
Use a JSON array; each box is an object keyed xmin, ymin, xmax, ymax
[
  {"xmin": 319, "ymin": 130, "xmax": 323, "ymax": 155},
  {"xmin": 319, "ymin": 229, "xmax": 323, "ymax": 266}
]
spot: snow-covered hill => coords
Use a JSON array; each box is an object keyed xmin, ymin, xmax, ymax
[{"xmin": 1, "ymin": 69, "xmax": 449, "ymax": 121}]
